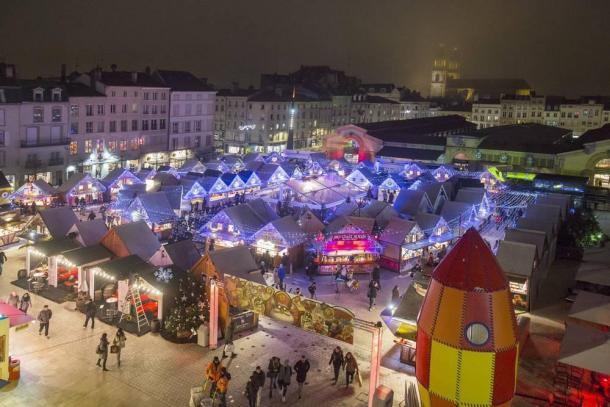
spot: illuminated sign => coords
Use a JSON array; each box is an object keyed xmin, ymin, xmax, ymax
[{"xmin": 238, "ymin": 124, "xmax": 256, "ymax": 131}]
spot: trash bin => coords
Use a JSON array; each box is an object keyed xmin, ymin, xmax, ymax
[
  {"xmin": 150, "ymin": 318, "xmax": 161, "ymax": 333},
  {"xmin": 197, "ymin": 323, "xmax": 209, "ymax": 347},
  {"xmin": 373, "ymin": 384, "xmax": 393, "ymax": 407},
  {"xmin": 9, "ymin": 358, "xmax": 20, "ymax": 381}
]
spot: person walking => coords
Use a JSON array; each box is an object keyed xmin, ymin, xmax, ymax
[
  {"xmin": 112, "ymin": 328, "xmax": 126, "ymax": 367},
  {"xmin": 96, "ymin": 333, "xmax": 110, "ymax": 371},
  {"xmin": 215, "ymin": 367, "xmax": 231, "ymax": 407},
  {"xmin": 84, "ymin": 299, "xmax": 97, "ymax": 329},
  {"xmin": 37, "ymin": 304, "xmax": 52, "ymax": 338},
  {"xmin": 222, "ymin": 340, "xmax": 234, "ymax": 359},
  {"xmin": 328, "ymin": 346, "xmax": 344, "ymax": 385},
  {"xmin": 205, "ymin": 356, "xmax": 223, "ymax": 396},
  {"xmin": 391, "ymin": 285, "xmax": 400, "ymax": 306},
  {"xmin": 19, "ymin": 293, "xmax": 32, "ymax": 314},
  {"xmin": 0, "ymin": 251, "xmax": 7, "ymax": 275},
  {"xmin": 7, "ymin": 292, "xmax": 19, "ymax": 308},
  {"xmin": 245, "ymin": 376, "xmax": 258, "ymax": 407},
  {"xmin": 267, "ymin": 356, "xmax": 281, "ymax": 398},
  {"xmin": 277, "ymin": 359, "xmax": 292, "ymax": 403},
  {"xmin": 252, "ymin": 366, "xmax": 265, "ymax": 407},
  {"xmin": 277, "ymin": 264, "xmax": 286, "ymax": 291},
  {"xmin": 344, "ymin": 352, "xmax": 359, "ymax": 388},
  {"xmin": 293, "ymin": 355, "xmax": 310, "ymax": 400},
  {"xmin": 372, "ymin": 265, "xmax": 381, "ymax": 290},
  {"xmin": 308, "ymin": 281, "xmax": 317, "ymax": 299},
  {"xmin": 367, "ymin": 280, "xmax": 379, "ymax": 311}
]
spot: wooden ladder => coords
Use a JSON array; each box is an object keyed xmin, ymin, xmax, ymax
[{"xmin": 118, "ymin": 282, "xmax": 150, "ymax": 333}]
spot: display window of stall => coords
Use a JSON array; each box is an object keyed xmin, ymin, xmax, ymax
[
  {"xmin": 378, "ymin": 176, "xmax": 401, "ymax": 200},
  {"xmin": 508, "ymin": 275, "xmax": 529, "ymax": 313},
  {"xmin": 317, "ymin": 225, "xmax": 379, "ymax": 274}
]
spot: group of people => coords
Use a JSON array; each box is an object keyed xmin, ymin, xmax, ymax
[
  {"xmin": 204, "ymin": 356, "xmax": 232, "ymax": 406},
  {"xmin": 6, "ymin": 291, "xmax": 32, "ymax": 313},
  {"xmin": 329, "ymin": 346, "xmax": 360, "ymax": 387},
  {"xmin": 95, "ymin": 329, "xmax": 127, "ymax": 371}
]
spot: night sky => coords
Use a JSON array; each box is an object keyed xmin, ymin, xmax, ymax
[{"xmin": 1, "ymin": 0, "xmax": 609, "ymax": 96}]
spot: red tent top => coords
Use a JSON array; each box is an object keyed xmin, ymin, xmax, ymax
[
  {"xmin": 432, "ymin": 227, "xmax": 508, "ymax": 292},
  {"xmin": 0, "ymin": 303, "xmax": 34, "ymax": 328}
]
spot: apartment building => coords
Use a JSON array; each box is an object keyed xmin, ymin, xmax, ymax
[
  {"xmin": 155, "ymin": 70, "xmax": 216, "ymax": 166},
  {"xmin": 214, "ymin": 87, "xmax": 257, "ymax": 154}
]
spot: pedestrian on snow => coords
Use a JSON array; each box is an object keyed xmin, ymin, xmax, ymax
[
  {"xmin": 19, "ymin": 292, "xmax": 32, "ymax": 313},
  {"xmin": 7, "ymin": 291, "xmax": 19, "ymax": 308},
  {"xmin": 113, "ymin": 328, "xmax": 126, "ymax": 366},
  {"xmin": 329, "ymin": 346, "xmax": 344, "ymax": 384},
  {"xmin": 84, "ymin": 299, "xmax": 97, "ymax": 329},
  {"xmin": 267, "ymin": 356, "xmax": 281, "ymax": 398},
  {"xmin": 245, "ymin": 376, "xmax": 258, "ymax": 407},
  {"xmin": 308, "ymin": 281, "xmax": 317, "ymax": 299},
  {"xmin": 344, "ymin": 352, "xmax": 359, "ymax": 387},
  {"xmin": 367, "ymin": 280, "xmax": 379, "ymax": 311},
  {"xmin": 293, "ymin": 355, "xmax": 310, "ymax": 399},
  {"xmin": 96, "ymin": 333, "xmax": 110, "ymax": 371},
  {"xmin": 277, "ymin": 264, "xmax": 286, "ymax": 291},
  {"xmin": 294, "ymin": 287, "xmax": 302, "ymax": 296},
  {"xmin": 0, "ymin": 251, "xmax": 7, "ymax": 275},
  {"xmin": 252, "ymin": 365, "xmax": 265, "ymax": 406},
  {"xmin": 37, "ymin": 304, "xmax": 52, "ymax": 338},
  {"xmin": 205, "ymin": 356, "xmax": 224, "ymax": 396},
  {"xmin": 216, "ymin": 367, "xmax": 231, "ymax": 407},
  {"xmin": 391, "ymin": 285, "xmax": 400, "ymax": 306},
  {"xmin": 277, "ymin": 359, "xmax": 292, "ymax": 403}
]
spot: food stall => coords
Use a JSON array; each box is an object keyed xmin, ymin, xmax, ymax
[
  {"xmin": 57, "ymin": 173, "xmax": 106, "ymax": 206},
  {"xmin": 379, "ymin": 218, "xmax": 425, "ymax": 272},
  {"xmin": 252, "ymin": 216, "xmax": 307, "ymax": 267},
  {"xmin": 9, "ymin": 179, "xmax": 56, "ymax": 207},
  {"xmin": 316, "ymin": 218, "xmax": 380, "ymax": 274}
]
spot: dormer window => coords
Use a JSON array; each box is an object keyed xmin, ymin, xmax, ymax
[
  {"xmin": 33, "ymin": 88, "xmax": 44, "ymax": 102},
  {"xmin": 52, "ymin": 88, "xmax": 62, "ymax": 102}
]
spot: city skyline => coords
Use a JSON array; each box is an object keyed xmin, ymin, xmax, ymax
[{"xmin": 1, "ymin": 0, "xmax": 610, "ymax": 96}]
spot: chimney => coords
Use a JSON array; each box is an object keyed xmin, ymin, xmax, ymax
[
  {"xmin": 131, "ymin": 72, "xmax": 138, "ymax": 83},
  {"xmin": 60, "ymin": 64, "xmax": 66, "ymax": 82}
]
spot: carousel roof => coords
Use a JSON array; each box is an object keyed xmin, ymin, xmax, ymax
[
  {"xmin": 432, "ymin": 228, "xmax": 508, "ymax": 292},
  {"xmin": 69, "ymin": 219, "xmax": 108, "ymax": 246},
  {"xmin": 38, "ymin": 207, "xmax": 79, "ymax": 238},
  {"xmin": 61, "ymin": 244, "xmax": 113, "ymax": 266}
]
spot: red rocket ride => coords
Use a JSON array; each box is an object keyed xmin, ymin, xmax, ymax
[{"xmin": 416, "ymin": 228, "xmax": 519, "ymax": 406}]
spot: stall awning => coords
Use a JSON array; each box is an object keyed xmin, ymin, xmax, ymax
[
  {"xmin": 0, "ymin": 304, "xmax": 34, "ymax": 328},
  {"xmin": 32, "ymin": 238, "xmax": 80, "ymax": 257},
  {"xmin": 61, "ymin": 244, "xmax": 113, "ymax": 267}
]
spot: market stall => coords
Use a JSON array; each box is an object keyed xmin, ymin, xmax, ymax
[
  {"xmin": 101, "ymin": 168, "xmax": 144, "ymax": 201},
  {"xmin": 200, "ymin": 176, "xmax": 229, "ymax": 203},
  {"xmin": 59, "ymin": 244, "xmax": 114, "ymax": 294},
  {"xmin": 0, "ymin": 209, "xmax": 23, "ymax": 247},
  {"xmin": 26, "ymin": 238, "xmax": 80, "ymax": 290},
  {"xmin": 9, "ymin": 179, "xmax": 56, "ymax": 207},
  {"xmin": 180, "ymin": 178, "xmax": 208, "ymax": 211},
  {"xmin": 316, "ymin": 216, "xmax": 380, "ymax": 274},
  {"xmin": 221, "ymin": 173, "xmax": 246, "ymax": 199},
  {"xmin": 178, "ymin": 158, "xmax": 206, "ymax": 175},
  {"xmin": 237, "ymin": 170, "xmax": 262, "ymax": 194},
  {"xmin": 125, "ymin": 192, "xmax": 178, "ymax": 236},
  {"xmin": 379, "ymin": 218, "xmax": 425, "ymax": 272},
  {"xmin": 413, "ymin": 212, "xmax": 453, "ymax": 254},
  {"xmin": 377, "ymin": 174, "xmax": 407, "ymax": 202},
  {"xmin": 252, "ymin": 216, "xmax": 307, "ymax": 267},
  {"xmin": 495, "ymin": 240, "xmax": 540, "ymax": 312},
  {"xmin": 57, "ymin": 173, "xmax": 106, "ymax": 206},
  {"xmin": 431, "ymin": 165, "xmax": 456, "ymax": 182}
]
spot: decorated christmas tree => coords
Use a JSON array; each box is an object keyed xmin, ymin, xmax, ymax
[{"xmin": 162, "ymin": 273, "xmax": 205, "ymax": 340}]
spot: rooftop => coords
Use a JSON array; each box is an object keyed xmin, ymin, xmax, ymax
[{"xmin": 476, "ymin": 123, "xmax": 578, "ymax": 154}]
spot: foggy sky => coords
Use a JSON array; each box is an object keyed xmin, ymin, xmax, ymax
[{"xmin": 1, "ymin": 0, "xmax": 609, "ymax": 96}]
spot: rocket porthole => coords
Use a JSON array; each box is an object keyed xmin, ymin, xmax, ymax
[{"xmin": 465, "ymin": 322, "xmax": 489, "ymax": 346}]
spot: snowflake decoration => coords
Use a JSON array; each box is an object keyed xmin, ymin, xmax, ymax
[{"xmin": 155, "ymin": 267, "xmax": 174, "ymax": 283}]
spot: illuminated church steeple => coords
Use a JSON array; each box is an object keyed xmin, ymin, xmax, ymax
[{"xmin": 429, "ymin": 44, "xmax": 460, "ymax": 98}]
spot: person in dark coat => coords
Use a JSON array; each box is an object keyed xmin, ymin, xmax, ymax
[
  {"xmin": 245, "ymin": 376, "xmax": 257, "ymax": 407},
  {"xmin": 391, "ymin": 285, "xmax": 400, "ymax": 306},
  {"xmin": 84, "ymin": 299, "xmax": 97, "ymax": 329},
  {"xmin": 277, "ymin": 359, "xmax": 292, "ymax": 403},
  {"xmin": 367, "ymin": 280, "xmax": 379, "ymax": 311},
  {"xmin": 37, "ymin": 305, "xmax": 52, "ymax": 338},
  {"xmin": 372, "ymin": 265, "xmax": 381, "ymax": 289},
  {"xmin": 0, "ymin": 251, "xmax": 7, "ymax": 275},
  {"xmin": 293, "ymin": 355, "xmax": 310, "ymax": 399},
  {"xmin": 19, "ymin": 293, "xmax": 32, "ymax": 314},
  {"xmin": 328, "ymin": 346, "xmax": 344, "ymax": 384},
  {"xmin": 96, "ymin": 333, "xmax": 109, "ymax": 371},
  {"xmin": 267, "ymin": 356, "xmax": 281, "ymax": 398},
  {"xmin": 252, "ymin": 366, "xmax": 265, "ymax": 406}
]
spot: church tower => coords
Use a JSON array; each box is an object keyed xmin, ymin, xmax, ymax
[{"xmin": 429, "ymin": 45, "xmax": 460, "ymax": 98}]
